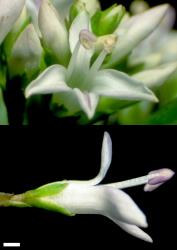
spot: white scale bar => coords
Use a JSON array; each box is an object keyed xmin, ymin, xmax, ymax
[{"xmin": 3, "ymin": 243, "xmax": 20, "ymax": 247}]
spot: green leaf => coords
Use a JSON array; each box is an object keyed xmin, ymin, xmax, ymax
[
  {"xmin": 0, "ymin": 88, "xmax": 8, "ymax": 125},
  {"xmin": 145, "ymin": 98, "xmax": 177, "ymax": 124}
]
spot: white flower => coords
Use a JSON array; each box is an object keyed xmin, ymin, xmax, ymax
[
  {"xmin": 25, "ymin": 7, "xmax": 157, "ymax": 119},
  {"xmin": 21, "ymin": 132, "xmax": 174, "ymax": 243}
]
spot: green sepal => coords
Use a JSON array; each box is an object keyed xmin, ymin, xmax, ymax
[
  {"xmin": 91, "ymin": 4, "xmax": 125, "ymax": 36},
  {"xmin": 27, "ymin": 181, "xmax": 68, "ymax": 197},
  {"xmin": 23, "ymin": 182, "xmax": 74, "ymax": 216}
]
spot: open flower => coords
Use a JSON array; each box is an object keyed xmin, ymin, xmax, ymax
[
  {"xmin": 6, "ymin": 132, "xmax": 173, "ymax": 243},
  {"xmin": 24, "ymin": 1, "xmax": 177, "ymax": 120},
  {"xmin": 25, "ymin": 3, "xmax": 158, "ymax": 119}
]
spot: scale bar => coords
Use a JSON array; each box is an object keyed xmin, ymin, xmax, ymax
[{"xmin": 3, "ymin": 243, "xmax": 20, "ymax": 247}]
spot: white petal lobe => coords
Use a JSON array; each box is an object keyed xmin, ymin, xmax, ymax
[
  {"xmin": 113, "ymin": 220, "xmax": 153, "ymax": 243},
  {"xmin": 25, "ymin": 65, "xmax": 69, "ymax": 98}
]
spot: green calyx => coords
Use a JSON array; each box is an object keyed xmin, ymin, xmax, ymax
[
  {"xmin": 22, "ymin": 181, "xmax": 74, "ymax": 216},
  {"xmin": 91, "ymin": 4, "xmax": 126, "ymax": 36},
  {"xmin": 0, "ymin": 182, "xmax": 74, "ymax": 216}
]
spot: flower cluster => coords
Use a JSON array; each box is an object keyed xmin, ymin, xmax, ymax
[
  {"xmin": 0, "ymin": 0, "xmax": 177, "ymax": 124},
  {"xmin": 0, "ymin": 132, "xmax": 174, "ymax": 242}
]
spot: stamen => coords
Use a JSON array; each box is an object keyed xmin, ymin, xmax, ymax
[
  {"xmin": 90, "ymin": 50, "xmax": 108, "ymax": 73},
  {"xmin": 97, "ymin": 34, "xmax": 118, "ymax": 53},
  {"xmin": 104, "ymin": 175, "xmax": 149, "ymax": 189},
  {"xmin": 147, "ymin": 168, "xmax": 175, "ymax": 185},
  {"xmin": 144, "ymin": 168, "xmax": 175, "ymax": 192},
  {"xmin": 104, "ymin": 168, "xmax": 174, "ymax": 190},
  {"xmin": 79, "ymin": 29, "xmax": 97, "ymax": 50}
]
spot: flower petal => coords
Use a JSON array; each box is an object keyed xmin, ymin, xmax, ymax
[
  {"xmin": 38, "ymin": 0, "xmax": 70, "ymax": 65},
  {"xmin": 104, "ymin": 4, "xmax": 169, "ymax": 67},
  {"xmin": 25, "ymin": 65, "xmax": 70, "ymax": 98},
  {"xmin": 26, "ymin": 0, "xmax": 41, "ymax": 35},
  {"xmin": 73, "ymin": 89, "xmax": 99, "ymax": 119},
  {"xmin": 111, "ymin": 219, "xmax": 153, "ymax": 243},
  {"xmin": 102, "ymin": 188, "xmax": 147, "ymax": 227},
  {"xmin": 69, "ymin": 11, "xmax": 89, "ymax": 53},
  {"xmin": 67, "ymin": 42, "xmax": 93, "ymax": 89},
  {"xmin": 91, "ymin": 69, "xmax": 158, "ymax": 102},
  {"xmin": 55, "ymin": 185, "xmax": 147, "ymax": 228},
  {"xmin": 0, "ymin": 0, "xmax": 25, "ymax": 45},
  {"xmin": 86, "ymin": 132, "xmax": 112, "ymax": 185},
  {"xmin": 51, "ymin": 88, "xmax": 98, "ymax": 119},
  {"xmin": 51, "ymin": 0, "xmax": 73, "ymax": 19},
  {"xmin": 132, "ymin": 63, "xmax": 177, "ymax": 88}
]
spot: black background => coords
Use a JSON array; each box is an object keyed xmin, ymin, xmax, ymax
[{"xmin": 0, "ymin": 126, "xmax": 176, "ymax": 249}]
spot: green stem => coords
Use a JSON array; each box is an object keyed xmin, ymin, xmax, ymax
[{"xmin": 0, "ymin": 192, "xmax": 30, "ymax": 208}]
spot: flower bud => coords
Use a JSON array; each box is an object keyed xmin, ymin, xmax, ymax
[
  {"xmin": 9, "ymin": 24, "xmax": 43, "ymax": 77},
  {"xmin": 91, "ymin": 4, "xmax": 126, "ymax": 36},
  {"xmin": 38, "ymin": 0, "xmax": 70, "ymax": 65},
  {"xmin": 4, "ymin": 7, "xmax": 28, "ymax": 56}
]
